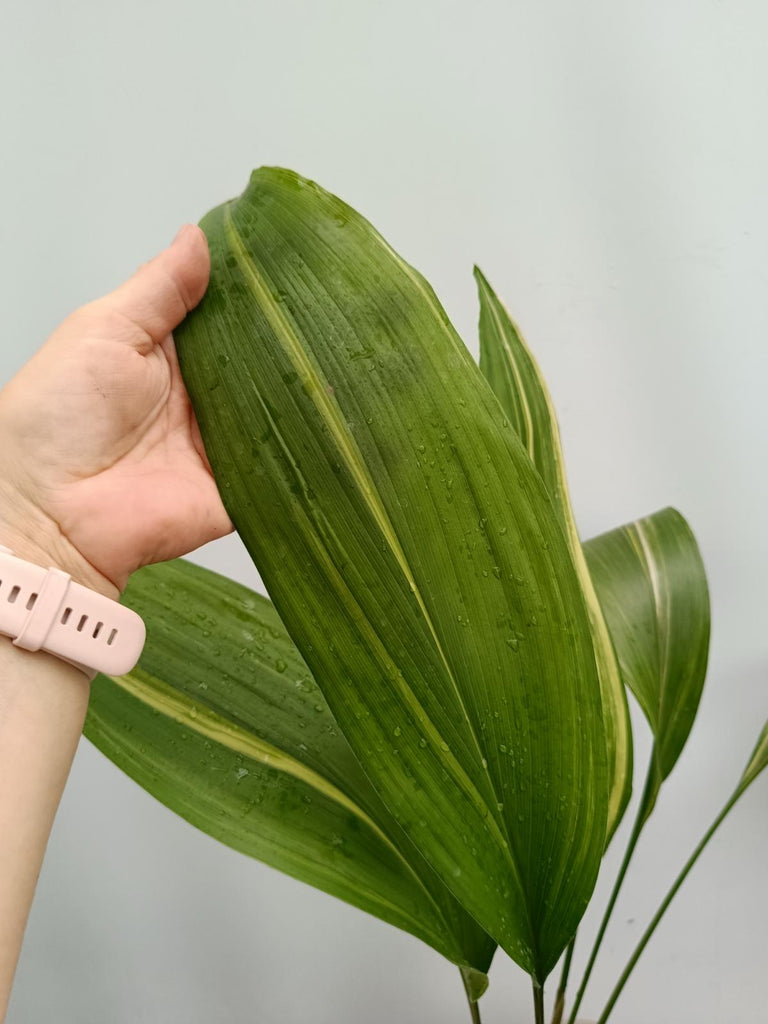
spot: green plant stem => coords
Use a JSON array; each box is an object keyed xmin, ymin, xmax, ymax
[
  {"xmin": 460, "ymin": 969, "xmax": 483, "ymax": 1024},
  {"xmin": 466, "ymin": 996, "xmax": 482, "ymax": 1024},
  {"xmin": 596, "ymin": 790, "xmax": 740, "ymax": 1023},
  {"xmin": 550, "ymin": 935, "xmax": 576, "ymax": 1024},
  {"xmin": 567, "ymin": 751, "xmax": 657, "ymax": 1024},
  {"xmin": 533, "ymin": 982, "xmax": 545, "ymax": 1024}
]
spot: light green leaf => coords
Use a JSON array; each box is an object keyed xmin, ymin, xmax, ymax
[
  {"xmin": 461, "ymin": 965, "xmax": 491, "ymax": 1003},
  {"xmin": 175, "ymin": 167, "xmax": 609, "ymax": 980},
  {"xmin": 583, "ymin": 507, "xmax": 710, "ymax": 819},
  {"xmin": 735, "ymin": 719, "xmax": 768, "ymax": 796},
  {"xmin": 475, "ymin": 269, "xmax": 633, "ymax": 842},
  {"xmin": 85, "ymin": 559, "xmax": 495, "ymax": 976}
]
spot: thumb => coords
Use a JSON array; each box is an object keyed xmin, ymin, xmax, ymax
[{"xmin": 93, "ymin": 224, "xmax": 210, "ymax": 346}]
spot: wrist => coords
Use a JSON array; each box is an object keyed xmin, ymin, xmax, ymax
[{"xmin": 0, "ymin": 482, "xmax": 120, "ymax": 602}]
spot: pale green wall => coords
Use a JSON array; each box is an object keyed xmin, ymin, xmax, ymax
[{"xmin": 2, "ymin": 2, "xmax": 766, "ymax": 1021}]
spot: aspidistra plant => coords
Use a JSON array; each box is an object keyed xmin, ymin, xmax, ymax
[{"xmin": 84, "ymin": 169, "xmax": 766, "ymax": 1023}]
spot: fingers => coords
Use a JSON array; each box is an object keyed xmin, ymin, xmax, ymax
[{"xmin": 92, "ymin": 224, "xmax": 211, "ymax": 347}]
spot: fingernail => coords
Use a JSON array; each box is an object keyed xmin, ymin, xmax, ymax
[{"xmin": 172, "ymin": 224, "xmax": 196, "ymax": 246}]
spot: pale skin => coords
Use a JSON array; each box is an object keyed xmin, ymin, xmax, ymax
[{"xmin": 0, "ymin": 225, "xmax": 232, "ymax": 1022}]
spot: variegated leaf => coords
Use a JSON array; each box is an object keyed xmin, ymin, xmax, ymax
[
  {"xmin": 475, "ymin": 268, "xmax": 632, "ymax": 841},
  {"xmin": 583, "ymin": 507, "xmax": 710, "ymax": 819}
]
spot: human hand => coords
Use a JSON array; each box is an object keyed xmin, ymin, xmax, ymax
[{"xmin": 0, "ymin": 225, "xmax": 232, "ymax": 599}]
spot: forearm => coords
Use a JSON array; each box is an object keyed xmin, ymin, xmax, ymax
[
  {"xmin": 0, "ymin": 517, "xmax": 117, "ymax": 1024},
  {"xmin": 0, "ymin": 642, "xmax": 90, "ymax": 1023}
]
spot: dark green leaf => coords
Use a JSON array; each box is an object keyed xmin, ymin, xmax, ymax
[{"xmin": 175, "ymin": 167, "xmax": 609, "ymax": 980}]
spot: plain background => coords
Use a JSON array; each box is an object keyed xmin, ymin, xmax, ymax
[{"xmin": 1, "ymin": 2, "xmax": 766, "ymax": 1021}]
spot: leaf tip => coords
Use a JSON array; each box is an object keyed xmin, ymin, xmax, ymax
[{"xmin": 472, "ymin": 264, "xmax": 489, "ymax": 289}]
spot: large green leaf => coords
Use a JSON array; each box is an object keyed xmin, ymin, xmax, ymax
[
  {"xmin": 174, "ymin": 167, "xmax": 609, "ymax": 980},
  {"xmin": 84, "ymin": 559, "xmax": 496, "ymax": 981},
  {"xmin": 475, "ymin": 268, "xmax": 632, "ymax": 842},
  {"xmin": 583, "ymin": 508, "xmax": 710, "ymax": 819}
]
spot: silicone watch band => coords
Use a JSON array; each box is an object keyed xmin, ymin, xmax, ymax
[{"xmin": 0, "ymin": 547, "xmax": 145, "ymax": 680}]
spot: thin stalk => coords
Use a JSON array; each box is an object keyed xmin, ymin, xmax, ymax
[
  {"xmin": 550, "ymin": 935, "xmax": 576, "ymax": 1024},
  {"xmin": 460, "ymin": 969, "xmax": 483, "ymax": 1024},
  {"xmin": 596, "ymin": 790, "xmax": 740, "ymax": 1023},
  {"xmin": 466, "ymin": 996, "xmax": 482, "ymax": 1024},
  {"xmin": 567, "ymin": 750, "xmax": 657, "ymax": 1024},
  {"xmin": 533, "ymin": 982, "xmax": 545, "ymax": 1024}
]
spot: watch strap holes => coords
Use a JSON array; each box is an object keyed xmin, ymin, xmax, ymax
[
  {"xmin": 59, "ymin": 609, "xmax": 110, "ymax": 641},
  {"xmin": 7, "ymin": 585, "xmax": 20, "ymax": 604},
  {"xmin": 26, "ymin": 592, "xmax": 38, "ymax": 611}
]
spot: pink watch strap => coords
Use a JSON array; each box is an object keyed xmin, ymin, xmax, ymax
[{"xmin": 0, "ymin": 547, "xmax": 145, "ymax": 680}]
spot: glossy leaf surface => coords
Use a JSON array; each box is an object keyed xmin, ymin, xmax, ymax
[
  {"xmin": 85, "ymin": 559, "xmax": 496, "ymax": 977},
  {"xmin": 584, "ymin": 507, "xmax": 710, "ymax": 818},
  {"xmin": 475, "ymin": 269, "xmax": 632, "ymax": 841},
  {"xmin": 174, "ymin": 168, "xmax": 609, "ymax": 979}
]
